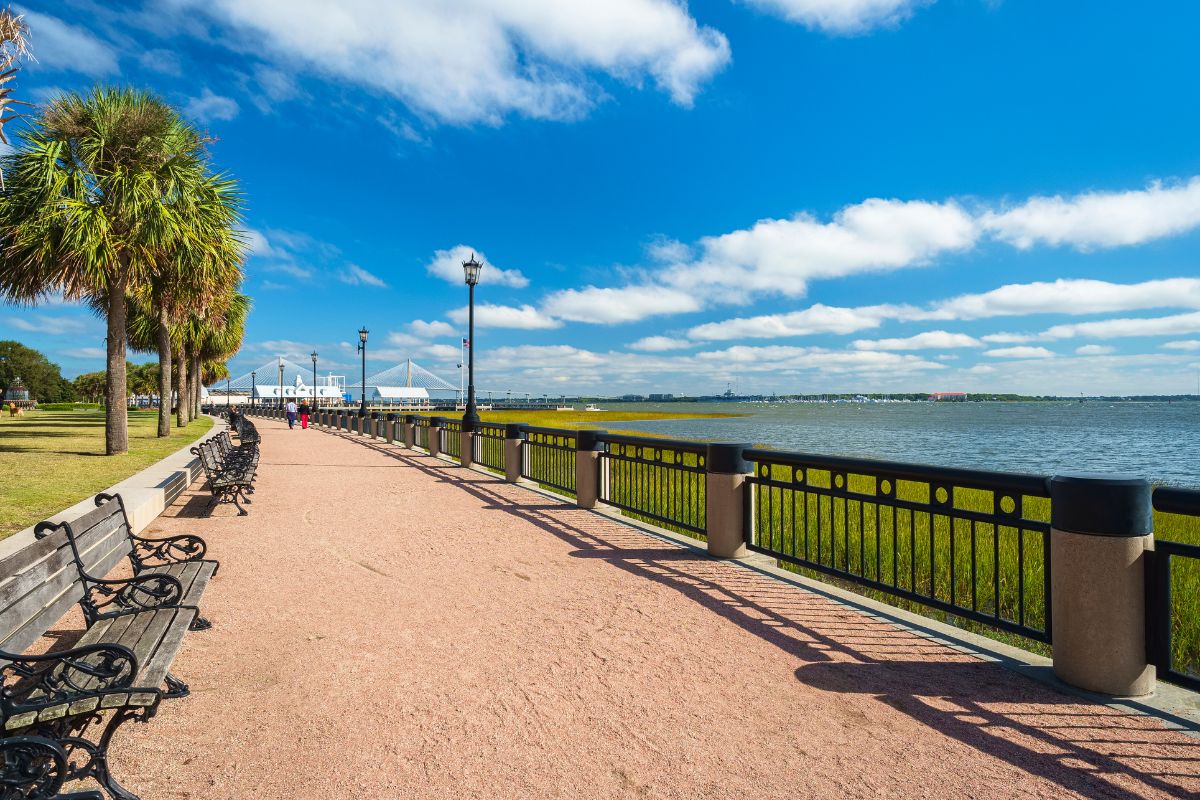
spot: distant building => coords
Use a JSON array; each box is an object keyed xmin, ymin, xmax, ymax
[
  {"xmin": 649, "ymin": 393, "xmax": 674, "ymax": 401},
  {"xmin": 929, "ymin": 391, "xmax": 968, "ymax": 401},
  {"xmin": 620, "ymin": 394, "xmax": 645, "ymax": 402}
]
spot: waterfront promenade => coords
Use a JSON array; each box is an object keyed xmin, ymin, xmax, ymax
[{"xmin": 87, "ymin": 419, "xmax": 1198, "ymax": 798}]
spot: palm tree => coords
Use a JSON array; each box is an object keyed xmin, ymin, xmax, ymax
[
  {"xmin": 0, "ymin": 88, "xmax": 211, "ymax": 453},
  {"xmin": 185, "ymin": 288, "xmax": 250, "ymax": 421}
]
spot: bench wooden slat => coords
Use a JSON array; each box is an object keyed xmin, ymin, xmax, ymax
[{"xmin": 139, "ymin": 609, "xmax": 194, "ymax": 689}]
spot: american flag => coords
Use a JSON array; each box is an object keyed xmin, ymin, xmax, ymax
[{"xmin": 462, "ymin": 338, "xmax": 470, "ymax": 348}]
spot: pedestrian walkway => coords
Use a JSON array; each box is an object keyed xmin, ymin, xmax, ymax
[{"xmin": 94, "ymin": 418, "xmax": 1198, "ymax": 798}]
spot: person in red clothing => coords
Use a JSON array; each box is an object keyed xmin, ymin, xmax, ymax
[{"xmin": 298, "ymin": 400, "xmax": 310, "ymax": 429}]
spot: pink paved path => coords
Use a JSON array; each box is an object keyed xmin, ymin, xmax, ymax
[{"xmin": 73, "ymin": 419, "xmax": 1199, "ymax": 798}]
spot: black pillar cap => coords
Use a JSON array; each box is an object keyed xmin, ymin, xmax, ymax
[
  {"xmin": 357, "ymin": 409, "xmax": 367, "ymax": 417},
  {"xmin": 429, "ymin": 416, "xmax": 446, "ymax": 427},
  {"xmin": 1050, "ymin": 474, "xmax": 1153, "ymax": 537},
  {"xmin": 707, "ymin": 443, "xmax": 752, "ymax": 474},
  {"xmin": 461, "ymin": 418, "xmax": 476, "ymax": 433},
  {"xmin": 370, "ymin": 412, "xmax": 379, "ymax": 420},
  {"xmin": 385, "ymin": 413, "xmax": 396, "ymax": 421},
  {"xmin": 405, "ymin": 414, "xmax": 419, "ymax": 423},
  {"xmin": 575, "ymin": 430, "xmax": 606, "ymax": 451},
  {"xmin": 505, "ymin": 423, "xmax": 527, "ymax": 439}
]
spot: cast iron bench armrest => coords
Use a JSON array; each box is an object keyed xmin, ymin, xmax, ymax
[
  {"xmin": 77, "ymin": 573, "xmax": 186, "ymax": 623},
  {"xmin": 91, "ymin": 492, "xmax": 212, "ymax": 572},
  {"xmin": 0, "ymin": 643, "xmax": 140, "ymax": 711},
  {"xmin": 0, "ymin": 735, "xmax": 106, "ymax": 799}
]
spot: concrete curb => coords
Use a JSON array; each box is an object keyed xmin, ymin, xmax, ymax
[{"xmin": 0, "ymin": 415, "xmax": 226, "ymax": 559}]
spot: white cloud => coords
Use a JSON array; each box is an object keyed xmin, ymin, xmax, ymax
[
  {"xmin": 427, "ymin": 245, "xmax": 529, "ymax": 288},
  {"xmin": 385, "ymin": 332, "xmax": 423, "ymax": 348},
  {"xmin": 1075, "ymin": 345, "xmax": 1115, "ymax": 356},
  {"xmin": 184, "ymin": 89, "xmax": 240, "ymax": 123},
  {"xmin": 646, "ymin": 237, "xmax": 693, "ymax": 263},
  {"xmin": 928, "ymin": 278, "xmax": 1200, "ymax": 320},
  {"xmin": 983, "ymin": 178, "xmax": 1200, "ymax": 250},
  {"xmin": 980, "ymin": 332, "xmax": 1036, "ymax": 344},
  {"xmin": 18, "ymin": 9, "xmax": 119, "ymax": 76},
  {"xmin": 60, "ymin": 347, "xmax": 106, "ymax": 359},
  {"xmin": 409, "ymin": 319, "xmax": 457, "ymax": 338},
  {"xmin": 542, "ymin": 285, "xmax": 701, "ymax": 324},
  {"xmin": 851, "ymin": 331, "xmax": 982, "ymax": 351},
  {"xmin": 138, "ymin": 48, "xmax": 181, "ymax": 76},
  {"xmin": 1163, "ymin": 340, "xmax": 1200, "ymax": 351},
  {"xmin": 629, "ymin": 336, "xmax": 692, "ymax": 352},
  {"xmin": 1040, "ymin": 311, "xmax": 1200, "ymax": 341},
  {"xmin": 695, "ymin": 345, "xmax": 944, "ymax": 374},
  {"xmin": 688, "ymin": 303, "xmax": 904, "ymax": 341},
  {"xmin": 242, "ymin": 229, "xmax": 275, "ymax": 258},
  {"xmin": 681, "ymin": 198, "xmax": 978, "ymax": 300},
  {"xmin": 6, "ymin": 314, "xmax": 90, "ymax": 335},
  {"xmin": 339, "ymin": 264, "xmax": 387, "ymax": 288},
  {"xmin": 447, "ymin": 303, "xmax": 561, "ymax": 330},
  {"xmin": 984, "ymin": 346, "xmax": 1056, "ymax": 359},
  {"xmin": 173, "ymin": 0, "xmax": 731, "ymax": 124},
  {"xmin": 743, "ymin": 0, "xmax": 934, "ymax": 34}
]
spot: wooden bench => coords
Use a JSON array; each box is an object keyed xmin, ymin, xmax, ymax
[
  {"xmin": 192, "ymin": 439, "xmax": 255, "ymax": 517},
  {"xmin": 35, "ymin": 493, "xmax": 219, "ymax": 632},
  {"xmin": 0, "ymin": 496, "xmax": 210, "ymax": 799}
]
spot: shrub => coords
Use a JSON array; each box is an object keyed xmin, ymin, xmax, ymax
[{"xmin": 37, "ymin": 402, "xmax": 102, "ymax": 411}]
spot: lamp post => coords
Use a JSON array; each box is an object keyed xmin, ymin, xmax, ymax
[
  {"xmin": 462, "ymin": 254, "xmax": 483, "ymax": 430},
  {"xmin": 356, "ymin": 327, "xmax": 368, "ymax": 415},
  {"xmin": 310, "ymin": 351, "xmax": 318, "ymax": 410},
  {"xmin": 226, "ymin": 375, "xmax": 231, "ymax": 410},
  {"xmin": 251, "ymin": 371, "xmax": 256, "ymax": 411},
  {"xmin": 278, "ymin": 357, "xmax": 284, "ymax": 410}
]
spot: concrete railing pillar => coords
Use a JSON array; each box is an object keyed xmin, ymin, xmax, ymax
[
  {"xmin": 402, "ymin": 415, "xmax": 416, "ymax": 449},
  {"xmin": 385, "ymin": 414, "xmax": 396, "ymax": 444},
  {"xmin": 369, "ymin": 413, "xmax": 380, "ymax": 439},
  {"xmin": 504, "ymin": 424, "xmax": 525, "ymax": 483},
  {"xmin": 574, "ymin": 430, "xmax": 606, "ymax": 509},
  {"xmin": 706, "ymin": 443, "xmax": 753, "ymax": 559},
  {"xmin": 459, "ymin": 429, "xmax": 474, "ymax": 468},
  {"xmin": 428, "ymin": 417, "xmax": 445, "ymax": 459},
  {"xmin": 1050, "ymin": 474, "xmax": 1154, "ymax": 697}
]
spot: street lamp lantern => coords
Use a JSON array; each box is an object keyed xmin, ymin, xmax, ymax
[
  {"xmin": 356, "ymin": 328, "xmax": 369, "ymax": 415},
  {"xmin": 310, "ymin": 351, "xmax": 318, "ymax": 411},
  {"xmin": 462, "ymin": 255, "xmax": 484, "ymax": 429}
]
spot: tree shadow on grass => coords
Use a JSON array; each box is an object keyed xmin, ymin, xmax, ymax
[{"xmin": 336, "ymin": 431, "xmax": 1200, "ymax": 799}]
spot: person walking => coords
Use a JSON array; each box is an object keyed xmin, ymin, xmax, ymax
[
  {"xmin": 299, "ymin": 399, "xmax": 310, "ymax": 430},
  {"xmin": 285, "ymin": 398, "xmax": 298, "ymax": 429}
]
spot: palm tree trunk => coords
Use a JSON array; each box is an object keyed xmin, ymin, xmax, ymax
[
  {"xmin": 190, "ymin": 352, "xmax": 201, "ymax": 418},
  {"xmin": 156, "ymin": 305, "xmax": 172, "ymax": 437},
  {"xmin": 105, "ymin": 274, "xmax": 129, "ymax": 455},
  {"xmin": 175, "ymin": 347, "xmax": 189, "ymax": 427}
]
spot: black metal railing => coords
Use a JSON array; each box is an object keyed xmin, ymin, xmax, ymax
[
  {"xmin": 474, "ymin": 423, "xmax": 507, "ymax": 472},
  {"xmin": 521, "ymin": 427, "xmax": 576, "ymax": 495},
  {"xmin": 1149, "ymin": 486, "xmax": 1200, "ymax": 691},
  {"xmin": 441, "ymin": 421, "xmax": 462, "ymax": 458},
  {"xmin": 598, "ymin": 434, "xmax": 706, "ymax": 538},
  {"xmin": 745, "ymin": 449, "xmax": 1053, "ymax": 643},
  {"xmin": 414, "ymin": 417, "xmax": 431, "ymax": 451}
]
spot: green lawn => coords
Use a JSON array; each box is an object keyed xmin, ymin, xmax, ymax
[{"xmin": 0, "ymin": 409, "xmax": 213, "ymax": 539}]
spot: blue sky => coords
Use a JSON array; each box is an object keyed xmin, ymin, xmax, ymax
[{"xmin": 3, "ymin": 0, "xmax": 1200, "ymax": 396}]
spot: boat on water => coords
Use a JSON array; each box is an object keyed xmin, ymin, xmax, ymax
[
  {"xmin": 555, "ymin": 405, "xmax": 575, "ymax": 411},
  {"xmin": 584, "ymin": 404, "xmax": 606, "ymax": 412}
]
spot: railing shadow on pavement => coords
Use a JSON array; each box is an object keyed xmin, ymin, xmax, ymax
[{"xmin": 334, "ymin": 429, "xmax": 1200, "ymax": 799}]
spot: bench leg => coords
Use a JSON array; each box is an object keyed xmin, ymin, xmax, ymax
[
  {"xmin": 163, "ymin": 672, "xmax": 190, "ymax": 699},
  {"xmin": 189, "ymin": 615, "xmax": 213, "ymax": 632},
  {"xmin": 57, "ymin": 706, "xmax": 152, "ymax": 800},
  {"xmin": 230, "ymin": 489, "xmax": 248, "ymax": 516}
]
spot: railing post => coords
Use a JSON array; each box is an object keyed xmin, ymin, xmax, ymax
[
  {"xmin": 403, "ymin": 414, "xmax": 417, "ymax": 449},
  {"xmin": 369, "ymin": 412, "xmax": 380, "ymax": 439},
  {"xmin": 504, "ymin": 424, "xmax": 525, "ymax": 483},
  {"xmin": 459, "ymin": 426, "xmax": 474, "ymax": 468},
  {"xmin": 385, "ymin": 413, "xmax": 395, "ymax": 444},
  {"xmin": 575, "ymin": 430, "xmax": 605, "ymax": 509},
  {"xmin": 428, "ymin": 416, "xmax": 445, "ymax": 459},
  {"xmin": 705, "ymin": 443, "xmax": 753, "ymax": 559},
  {"xmin": 1050, "ymin": 474, "xmax": 1154, "ymax": 696}
]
